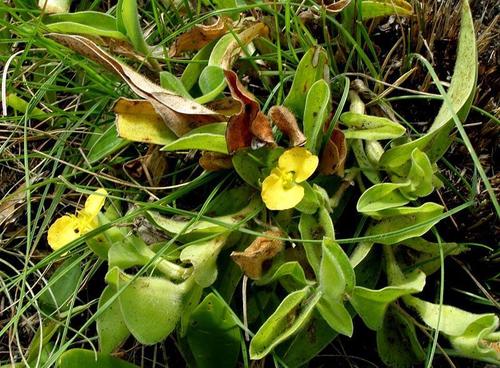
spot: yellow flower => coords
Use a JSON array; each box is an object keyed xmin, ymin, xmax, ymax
[
  {"xmin": 47, "ymin": 188, "xmax": 108, "ymax": 251},
  {"xmin": 261, "ymin": 147, "xmax": 318, "ymax": 210}
]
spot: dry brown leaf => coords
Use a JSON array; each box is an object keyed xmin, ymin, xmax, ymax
[
  {"xmin": 143, "ymin": 146, "xmax": 168, "ymax": 186},
  {"xmin": 206, "ymin": 97, "xmax": 242, "ymax": 116},
  {"xmin": 268, "ymin": 105, "xmax": 306, "ymax": 146},
  {"xmin": 230, "ymin": 230, "xmax": 284, "ymax": 279},
  {"xmin": 48, "ymin": 33, "xmax": 224, "ymax": 136},
  {"xmin": 319, "ymin": 128, "xmax": 347, "ymax": 176},
  {"xmin": 224, "ymin": 70, "xmax": 275, "ymax": 153},
  {"xmin": 219, "ymin": 22, "xmax": 269, "ymax": 70},
  {"xmin": 199, "ymin": 151, "xmax": 233, "ymax": 171},
  {"xmin": 323, "ymin": 0, "xmax": 352, "ymax": 14},
  {"xmin": 251, "ymin": 111, "xmax": 276, "ymax": 145},
  {"xmin": 168, "ymin": 17, "xmax": 232, "ymax": 57},
  {"xmin": 0, "ymin": 182, "xmax": 26, "ymax": 227}
]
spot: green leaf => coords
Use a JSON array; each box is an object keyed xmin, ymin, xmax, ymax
[
  {"xmin": 380, "ymin": 0, "xmax": 477, "ymax": 174},
  {"xmin": 86, "ymin": 123, "xmax": 128, "ymax": 164},
  {"xmin": 108, "ymin": 236, "xmax": 153, "ymax": 270},
  {"xmin": 26, "ymin": 321, "xmax": 59, "ymax": 363},
  {"xmin": 97, "ymin": 286, "xmax": 130, "ymax": 354},
  {"xmin": 430, "ymin": 0, "xmax": 477, "ymax": 132},
  {"xmin": 161, "ymin": 122, "xmax": 228, "ymax": 154},
  {"xmin": 185, "ymin": 293, "xmax": 240, "ymax": 368},
  {"xmin": 86, "ymin": 213, "xmax": 128, "ymax": 259},
  {"xmin": 396, "ymin": 148, "xmax": 434, "ymax": 200},
  {"xmin": 361, "ymin": 0, "xmax": 413, "ymax": 20},
  {"xmin": 232, "ymin": 147, "xmax": 284, "ymax": 188},
  {"xmin": 351, "ymin": 139, "xmax": 381, "ymax": 184},
  {"xmin": 105, "ymin": 267, "xmax": 192, "ymax": 345},
  {"xmin": 282, "ymin": 250, "xmax": 381, "ymax": 366},
  {"xmin": 57, "ymin": 348, "xmax": 138, "ymax": 368},
  {"xmin": 44, "ymin": 12, "xmax": 127, "ymax": 39},
  {"xmin": 116, "ymin": 0, "xmax": 149, "ymax": 56},
  {"xmin": 181, "ymin": 42, "xmax": 215, "ymax": 92},
  {"xmin": 316, "ymin": 238, "xmax": 354, "ymax": 336},
  {"xmin": 405, "ymin": 296, "xmax": 500, "ymax": 362},
  {"xmin": 206, "ymin": 185, "xmax": 255, "ymax": 216},
  {"xmin": 303, "ymin": 79, "xmax": 330, "ymax": 154},
  {"xmin": 147, "ymin": 198, "xmax": 259, "ymax": 241},
  {"xmin": 379, "ymin": 124, "xmax": 452, "ymax": 176},
  {"xmin": 180, "ymin": 235, "xmax": 228, "ymax": 287},
  {"xmin": 366, "ymin": 202, "xmax": 444, "ymax": 245},
  {"xmin": 397, "ymin": 237, "xmax": 468, "ymax": 275},
  {"xmin": 196, "ymin": 65, "xmax": 226, "ymax": 104},
  {"xmin": 160, "ymin": 71, "xmax": 192, "ymax": 99},
  {"xmin": 356, "ymin": 182, "xmax": 410, "ymax": 218},
  {"xmin": 295, "ymin": 181, "xmax": 320, "ymax": 214},
  {"xmin": 196, "ymin": 23, "xmax": 267, "ymax": 103},
  {"xmin": 39, "ymin": 257, "xmax": 82, "ymax": 313},
  {"xmin": 316, "ymin": 297, "xmax": 353, "ymax": 337},
  {"xmin": 179, "ymin": 284, "xmax": 204, "ymax": 336},
  {"xmin": 283, "ymin": 47, "xmax": 328, "ymax": 119},
  {"xmin": 340, "ymin": 112, "xmax": 406, "ymax": 140},
  {"xmin": 299, "ymin": 208, "xmax": 335, "ymax": 276},
  {"xmin": 376, "ymin": 305, "xmax": 425, "ymax": 368},
  {"xmin": 405, "ymin": 296, "xmax": 499, "ymax": 337},
  {"xmin": 256, "ymin": 261, "xmax": 313, "ymax": 291},
  {"xmin": 319, "ymin": 238, "xmax": 355, "ymax": 299},
  {"xmin": 350, "ymin": 270, "xmax": 426, "ymax": 330},
  {"xmin": 249, "ymin": 287, "xmax": 320, "ymax": 359},
  {"xmin": 281, "ymin": 311, "xmax": 338, "ymax": 366}
]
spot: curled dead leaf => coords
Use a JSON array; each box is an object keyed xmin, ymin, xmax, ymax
[
  {"xmin": 224, "ymin": 70, "xmax": 275, "ymax": 153},
  {"xmin": 219, "ymin": 22, "xmax": 269, "ymax": 70},
  {"xmin": 268, "ymin": 105, "xmax": 306, "ymax": 147},
  {"xmin": 124, "ymin": 146, "xmax": 168, "ymax": 187},
  {"xmin": 323, "ymin": 0, "xmax": 351, "ymax": 14},
  {"xmin": 319, "ymin": 128, "xmax": 347, "ymax": 176},
  {"xmin": 230, "ymin": 230, "xmax": 284, "ymax": 279},
  {"xmin": 206, "ymin": 97, "xmax": 242, "ymax": 116},
  {"xmin": 199, "ymin": 151, "xmax": 233, "ymax": 171},
  {"xmin": 168, "ymin": 17, "xmax": 232, "ymax": 57},
  {"xmin": 48, "ymin": 33, "xmax": 224, "ymax": 136}
]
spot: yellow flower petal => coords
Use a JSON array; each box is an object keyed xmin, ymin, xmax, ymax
[
  {"xmin": 278, "ymin": 147, "xmax": 318, "ymax": 183},
  {"xmin": 83, "ymin": 188, "xmax": 108, "ymax": 216},
  {"xmin": 47, "ymin": 215, "xmax": 82, "ymax": 251},
  {"xmin": 261, "ymin": 169, "xmax": 305, "ymax": 210}
]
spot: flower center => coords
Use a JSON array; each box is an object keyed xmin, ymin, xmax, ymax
[{"xmin": 281, "ymin": 171, "xmax": 295, "ymax": 190}]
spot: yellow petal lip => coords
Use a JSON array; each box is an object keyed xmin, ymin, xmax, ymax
[
  {"xmin": 261, "ymin": 170, "xmax": 305, "ymax": 210},
  {"xmin": 278, "ymin": 147, "xmax": 319, "ymax": 183},
  {"xmin": 83, "ymin": 188, "xmax": 108, "ymax": 217},
  {"xmin": 47, "ymin": 215, "xmax": 81, "ymax": 251},
  {"xmin": 47, "ymin": 188, "xmax": 107, "ymax": 251}
]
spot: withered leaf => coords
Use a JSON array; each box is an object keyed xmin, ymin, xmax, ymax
[
  {"xmin": 206, "ymin": 97, "xmax": 242, "ymax": 116},
  {"xmin": 168, "ymin": 17, "xmax": 232, "ymax": 57},
  {"xmin": 268, "ymin": 105, "xmax": 306, "ymax": 147},
  {"xmin": 319, "ymin": 128, "xmax": 347, "ymax": 176},
  {"xmin": 143, "ymin": 146, "xmax": 168, "ymax": 187},
  {"xmin": 0, "ymin": 182, "xmax": 26, "ymax": 227},
  {"xmin": 219, "ymin": 22, "xmax": 269, "ymax": 70},
  {"xmin": 114, "ymin": 98, "xmax": 177, "ymax": 145},
  {"xmin": 48, "ymin": 33, "xmax": 224, "ymax": 136},
  {"xmin": 323, "ymin": 0, "xmax": 352, "ymax": 14},
  {"xmin": 123, "ymin": 146, "xmax": 167, "ymax": 187},
  {"xmin": 230, "ymin": 230, "xmax": 284, "ymax": 280},
  {"xmin": 199, "ymin": 151, "xmax": 233, "ymax": 171},
  {"xmin": 224, "ymin": 70, "xmax": 275, "ymax": 153}
]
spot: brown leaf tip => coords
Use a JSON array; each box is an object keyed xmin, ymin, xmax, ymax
[{"xmin": 230, "ymin": 230, "xmax": 284, "ymax": 279}]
